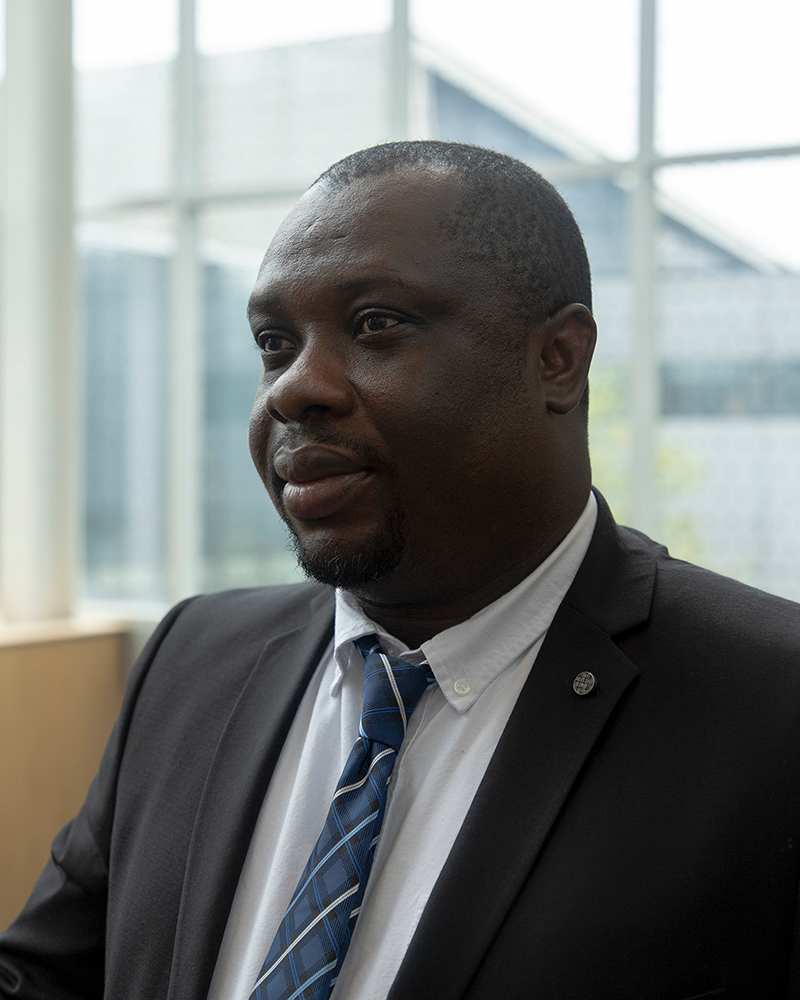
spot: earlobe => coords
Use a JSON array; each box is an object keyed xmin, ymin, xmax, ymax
[{"xmin": 539, "ymin": 303, "xmax": 597, "ymax": 415}]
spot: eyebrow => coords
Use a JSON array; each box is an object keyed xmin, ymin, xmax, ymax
[
  {"xmin": 247, "ymin": 272, "xmax": 427, "ymax": 323},
  {"xmin": 247, "ymin": 296, "xmax": 279, "ymax": 324}
]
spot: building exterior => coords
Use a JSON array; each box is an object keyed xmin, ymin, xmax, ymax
[{"xmin": 76, "ymin": 35, "xmax": 800, "ymax": 604}]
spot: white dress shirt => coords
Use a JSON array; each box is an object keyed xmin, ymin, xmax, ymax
[{"xmin": 208, "ymin": 493, "xmax": 597, "ymax": 1000}]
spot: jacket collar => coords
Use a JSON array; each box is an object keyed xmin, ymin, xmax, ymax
[
  {"xmin": 167, "ymin": 586, "xmax": 335, "ymax": 1000},
  {"xmin": 563, "ymin": 489, "xmax": 661, "ymax": 635},
  {"xmin": 389, "ymin": 492, "xmax": 656, "ymax": 999}
]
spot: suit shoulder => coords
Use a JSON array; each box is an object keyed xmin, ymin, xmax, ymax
[
  {"xmin": 134, "ymin": 581, "xmax": 334, "ymax": 688},
  {"xmin": 644, "ymin": 543, "xmax": 800, "ymax": 656},
  {"xmin": 177, "ymin": 581, "xmax": 333, "ymax": 634}
]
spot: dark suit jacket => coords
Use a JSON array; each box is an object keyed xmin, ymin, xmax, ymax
[{"xmin": 3, "ymin": 495, "xmax": 800, "ymax": 1000}]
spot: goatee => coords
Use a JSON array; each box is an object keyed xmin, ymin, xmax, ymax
[{"xmin": 286, "ymin": 508, "xmax": 406, "ymax": 589}]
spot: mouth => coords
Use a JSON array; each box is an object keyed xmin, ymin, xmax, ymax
[{"xmin": 273, "ymin": 444, "xmax": 375, "ymax": 521}]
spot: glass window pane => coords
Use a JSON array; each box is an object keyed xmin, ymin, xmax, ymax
[
  {"xmin": 74, "ymin": 0, "xmax": 176, "ymax": 208},
  {"xmin": 74, "ymin": 0, "xmax": 178, "ymax": 70},
  {"xmin": 655, "ymin": 158, "xmax": 800, "ymax": 601},
  {"xmin": 562, "ymin": 178, "xmax": 634, "ymax": 522},
  {"xmin": 79, "ymin": 214, "xmax": 171, "ymax": 602},
  {"xmin": 657, "ymin": 157, "xmax": 800, "ymax": 272},
  {"xmin": 201, "ymin": 205, "xmax": 302, "ymax": 591},
  {"xmin": 414, "ymin": 0, "xmax": 639, "ymax": 161},
  {"xmin": 197, "ymin": 1, "xmax": 393, "ymax": 194},
  {"xmin": 197, "ymin": 0, "xmax": 391, "ymax": 53},
  {"xmin": 656, "ymin": 0, "xmax": 800, "ymax": 156}
]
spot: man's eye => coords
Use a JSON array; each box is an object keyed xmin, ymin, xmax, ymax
[
  {"xmin": 257, "ymin": 332, "xmax": 292, "ymax": 353},
  {"xmin": 357, "ymin": 314, "xmax": 400, "ymax": 336}
]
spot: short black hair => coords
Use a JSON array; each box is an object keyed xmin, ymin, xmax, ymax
[{"xmin": 314, "ymin": 140, "xmax": 593, "ymax": 324}]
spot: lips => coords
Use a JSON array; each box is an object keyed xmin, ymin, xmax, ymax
[{"xmin": 273, "ymin": 444, "xmax": 374, "ymax": 520}]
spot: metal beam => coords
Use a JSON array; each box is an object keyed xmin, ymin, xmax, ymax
[
  {"xmin": 167, "ymin": 0, "xmax": 203, "ymax": 601},
  {"xmin": 648, "ymin": 143, "xmax": 800, "ymax": 167},
  {"xmin": 76, "ymin": 143, "xmax": 800, "ymax": 220},
  {"xmin": 389, "ymin": 0, "xmax": 410, "ymax": 139},
  {"xmin": 0, "ymin": 0, "xmax": 76, "ymax": 622},
  {"xmin": 629, "ymin": 0, "xmax": 659, "ymax": 536}
]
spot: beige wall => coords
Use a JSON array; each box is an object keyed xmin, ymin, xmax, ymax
[{"xmin": 0, "ymin": 622, "xmax": 128, "ymax": 929}]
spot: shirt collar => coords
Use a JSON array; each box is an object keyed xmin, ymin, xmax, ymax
[{"xmin": 332, "ymin": 492, "xmax": 598, "ymax": 713}]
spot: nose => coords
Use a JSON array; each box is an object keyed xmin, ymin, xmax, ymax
[{"xmin": 263, "ymin": 340, "xmax": 355, "ymax": 425}]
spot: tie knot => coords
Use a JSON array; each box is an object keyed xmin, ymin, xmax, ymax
[{"xmin": 354, "ymin": 634, "xmax": 434, "ymax": 752}]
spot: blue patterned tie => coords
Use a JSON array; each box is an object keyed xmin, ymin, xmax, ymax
[{"xmin": 249, "ymin": 634, "xmax": 435, "ymax": 1000}]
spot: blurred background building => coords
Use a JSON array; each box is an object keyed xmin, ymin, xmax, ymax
[
  {"xmin": 71, "ymin": 0, "xmax": 800, "ymax": 609},
  {"xmin": 0, "ymin": 0, "xmax": 798, "ymax": 922}
]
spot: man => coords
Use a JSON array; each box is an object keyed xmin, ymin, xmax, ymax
[{"xmin": 2, "ymin": 141, "xmax": 800, "ymax": 1000}]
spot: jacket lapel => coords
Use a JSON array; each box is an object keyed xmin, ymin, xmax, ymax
[
  {"xmin": 166, "ymin": 588, "xmax": 335, "ymax": 1000},
  {"xmin": 389, "ymin": 494, "xmax": 656, "ymax": 1000}
]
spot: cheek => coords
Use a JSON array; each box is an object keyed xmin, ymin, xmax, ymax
[
  {"xmin": 368, "ymin": 364, "xmax": 541, "ymax": 497},
  {"xmin": 369, "ymin": 388, "xmax": 491, "ymax": 489}
]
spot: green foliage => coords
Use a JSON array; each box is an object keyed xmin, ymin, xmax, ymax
[
  {"xmin": 588, "ymin": 365, "xmax": 707, "ymax": 565},
  {"xmin": 588, "ymin": 367, "xmax": 632, "ymax": 524}
]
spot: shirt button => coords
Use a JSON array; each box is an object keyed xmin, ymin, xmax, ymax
[{"xmin": 453, "ymin": 679, "xmax": 471, "ymax": 696}]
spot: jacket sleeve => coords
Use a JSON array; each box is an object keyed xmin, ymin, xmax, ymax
[{"xmin": 0, "ymin": 598, "xmax": 196, "ymax": 1000}]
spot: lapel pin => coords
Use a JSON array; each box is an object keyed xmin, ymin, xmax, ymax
[{"xmin": 573, "ymin": 671, "xmax": 596, "ymax": 696}]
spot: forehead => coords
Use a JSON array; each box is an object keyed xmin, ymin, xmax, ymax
[{"xmin": 250, "ymin": 171, "xmax": 481, "ymax": 306}]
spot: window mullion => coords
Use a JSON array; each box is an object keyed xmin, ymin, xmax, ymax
[
  {"xmin": 167, "ymin": 0, "xmax": 203, "ymax": 601},
  {"xmin": 630, "ymin": 0, "xmax": 659, "ymax": 536}
]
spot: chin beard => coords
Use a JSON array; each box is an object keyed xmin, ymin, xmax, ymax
[{"xmin": 286, "ymin": 509, "xmax": 406, "ymax": 589}]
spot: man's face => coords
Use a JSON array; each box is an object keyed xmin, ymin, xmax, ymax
[{"xmin": 248, "ymin": 170, "xmax": 560, "ymax": 603}]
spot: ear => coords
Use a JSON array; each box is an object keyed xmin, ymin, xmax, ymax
[{"xmin": 539, "ymin": 303, "xmax": 597, "ymax": 415}]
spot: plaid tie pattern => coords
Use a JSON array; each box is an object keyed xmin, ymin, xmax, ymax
[{"xmin": 249, "ymin": 634, "xmax": 435, "ymax": 1000}]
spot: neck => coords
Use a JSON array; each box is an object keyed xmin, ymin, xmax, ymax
[{"xmin": 351, "ymin": 492, "xmax": 590, "ymax": 648}]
